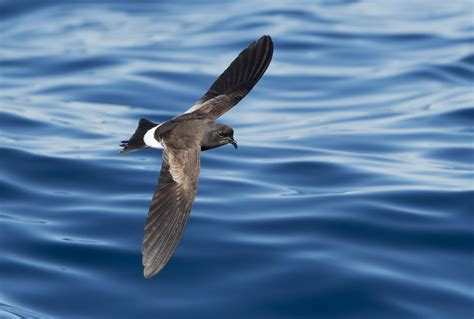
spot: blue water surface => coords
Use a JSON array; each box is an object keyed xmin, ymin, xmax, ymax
[{"xmin": 1, "ymin": 1, "xmax": 473, "ymax": 318}]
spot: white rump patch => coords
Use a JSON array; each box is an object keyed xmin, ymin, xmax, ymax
[{"xmin": 144, "ymin": 125, "xmax": 163, "ymax": 149}]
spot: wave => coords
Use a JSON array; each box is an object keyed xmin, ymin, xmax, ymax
[{"xmin": 1, "ymin": 0, "xmax": 473, "ymax": 318}]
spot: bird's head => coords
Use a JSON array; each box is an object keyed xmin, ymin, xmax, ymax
[{"xmin": 202, "ymin": 123, "xmax": 237, "ymax": 150}]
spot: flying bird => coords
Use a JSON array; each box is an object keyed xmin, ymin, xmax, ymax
[{"xmin": 120, "ymin": 35, "xmax": 273, "ymax": 278}]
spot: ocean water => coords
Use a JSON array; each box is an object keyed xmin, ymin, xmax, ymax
[{"xmin": 1, "ymin": 0, "xmax": 473, "ymax": 318}]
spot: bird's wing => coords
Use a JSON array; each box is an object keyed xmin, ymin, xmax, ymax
[
  {"xmin": 141, "ymin": 146, "xmax": 200, "ymax": 278},
  {"xmin": 185, "ymin": 35, "xmax": 273, "ymax": 119}
]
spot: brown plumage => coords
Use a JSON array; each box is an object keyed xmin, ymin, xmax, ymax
[{"xmin": 120, "ymin": 35, "xmax": 273, "ymax": 278}]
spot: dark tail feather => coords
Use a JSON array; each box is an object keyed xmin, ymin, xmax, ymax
[{"xmin": 120, "ymin": 118, "xmax": 157, "ymax": 154}]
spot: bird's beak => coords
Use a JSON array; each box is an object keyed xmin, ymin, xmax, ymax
[{"xmin": 229, "ymin": 138, "xmax": 238, "ymax": 149}]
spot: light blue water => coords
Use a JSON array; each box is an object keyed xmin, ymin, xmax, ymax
[{"xmin": 1, "ymin": 1, "xmax": 473, "ymax": 318}]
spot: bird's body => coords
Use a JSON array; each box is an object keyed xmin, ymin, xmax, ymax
[{"xmin": 120, "ymin": 35, "xmax": 273, "ymax": 278}]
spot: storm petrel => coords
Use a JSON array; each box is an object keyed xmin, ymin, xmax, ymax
[{"xmin": 120, "ymin": 35, "xmax": 273, "ymax": 278}]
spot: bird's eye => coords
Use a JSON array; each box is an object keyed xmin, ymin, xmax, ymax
[{"xmin": 218, "ymin": 132, "xmax": 225, "ymax": 137}]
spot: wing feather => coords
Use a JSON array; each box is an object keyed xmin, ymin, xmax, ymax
[
  {"xmin": 186, "ymin": 35, "xmax": 273, "ymax": 119},
  {"xmin": 141, "ymin": 147, "xmax": 200, "ymax": 278}
]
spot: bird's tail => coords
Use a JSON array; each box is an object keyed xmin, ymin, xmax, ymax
[{"xmin": 120, "ymin": 118, "xmax": 157, "ymax": 154}]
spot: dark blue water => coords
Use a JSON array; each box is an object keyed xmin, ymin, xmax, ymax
[{"xmin": 1, "ymin": 1, "xmax": 473, "ymax": 318}]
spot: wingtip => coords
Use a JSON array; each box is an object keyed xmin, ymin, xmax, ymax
[
  {"xmin": 142, "ymin": 250, "xmax": 165, "ymax": 279},
  {"xmin": 255, "ymin": 35, "xmax": 273, "ymax": 59},
  {"xmin": 143, "ymin": 263, "xmax": 164, "ymax": 279},
  {"xmin": 260, "ymin": 34, "xmax": 273, "ymax": 44},
  {"xmin": 143, "ymin": 260, "xmax": 155, "ymax": 279},
  {"xmin": 143, "ymin": 268, "xmax": 153, "ymax": 279},
  {"xmin": 249, "ymin": 35, "xmax": 272, "ymax": 49}
]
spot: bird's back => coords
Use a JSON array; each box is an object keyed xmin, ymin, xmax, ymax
[{"xmin": 156, "ymin": 117, "xmax": 209, "ymax": 150}]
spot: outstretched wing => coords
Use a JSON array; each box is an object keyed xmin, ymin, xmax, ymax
[
  {"xmin": 186, "ymin": 35, "xmax": 273, "ymax": 119},
  {"xmin": 141, "ymin": 147, "xmax": 200, "ymax": 278}
]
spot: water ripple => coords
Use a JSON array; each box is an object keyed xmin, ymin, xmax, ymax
[{"xmin": 1, "ymin": 0, "xmax": 473, "ymax": 318}]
